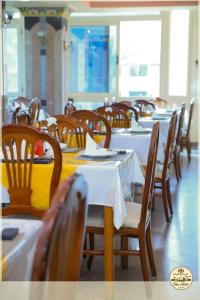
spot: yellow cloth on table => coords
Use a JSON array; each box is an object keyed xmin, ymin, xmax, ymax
[
  {"xmin": 61, "ymin": 134, "xmax": 105, "ymax": 148},
  {"xmin": 1, "ymin": 256, "xmax": 7, "ymax": 279},
  {"xmin": 1, "ymin": 152, "xmax": 89, "ymax": 210},
  {"xmin": 93, "ymin": 135, "xmax": 105, "ymax": 145}
]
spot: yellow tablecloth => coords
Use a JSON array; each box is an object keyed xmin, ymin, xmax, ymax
[
  {"xmin": 1, "ymin": 135, "xmax": 105, "ymax": 210},
  {"xmin": 1, "ymin": 152, "xmax": 89, "ymax": 210}
]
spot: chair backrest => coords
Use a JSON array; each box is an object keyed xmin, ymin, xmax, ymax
[
  {"xmin": 29, "ymin": 97, "xmax": 41, "ymax": 126},
  {"xmin": 96, "ymin": 106, "xmax": 129, "ymax": 128},
  {"xmin": 154, "ymin": 97, "xmax": 168, "ymax": 108},
  {"xmin": 71, "ymin": 110, "xmax": 111, "ymax": 148},
  {"xmin": 120, "ymin": 100, "xmax": 132, "ymax": 107},
  {"xmin": 176, "ymin": 103, "xmax": 186, "ymax": 146},
  {"xmin": 2, "ymin": 124, "xmax": 62, "ymax": 217},
  {"xmin": 12, "ymin": 107, "xmax": 31, "ymax": 125},
  {"xmin": 31, "ymin": 173, "xmax": 88, "ymax": 281},
  {"xmin": 56, "ymin": 115, "xmax": 92, "ymax": 148},
  {"xmin": 186, "ymin": 98, "xmax": 195, "ymax": 137},
  {"xmin": 38, "ymin": 120, "xmax": 58, "ymax": 139},
  {"xmin": 64, "ymin": 102, "xmax": 76, "ymax": 115},
  {"xmin": 111, "ymin": 103, "xmax": 139, "ymax": 122},
  {"xmin": 162, "ymin": 114, "xmax": 177, "ymax": 178},
  {"xmin": 135, "ymin": 99, "xmax": 155, "ymax": 117},
  {"xmin": 140, "ymin": 122, "xmax": 160, "ymax": 227},
  {"xmin": 13, "ymin": 96, "xmax": 30, "ymax": 107}
]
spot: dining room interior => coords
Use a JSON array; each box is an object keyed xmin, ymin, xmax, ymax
[{"xmin": 0, "ymin": 0, "xmax": 199, "ymax": 291}]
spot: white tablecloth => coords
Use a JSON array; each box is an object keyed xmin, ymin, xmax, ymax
[
  {"xmin": 139, "ymin": 117, "xmax": 171, "ymax": 139},
  {"xmin": 1, "ymin": 218, "xmax": 42, "ymax": 281},
  {"xmin": 106, "ymin": 133, "xmax": 165, "ymax": 165},
  {"xmin": 77, "ymin": 150, "xmax": 144, "ymax": 229}
]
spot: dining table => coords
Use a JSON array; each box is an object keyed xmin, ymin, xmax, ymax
[
  {"xmin": 96, "ymin": 128, "xmax": 165, "ymax": 165},
  {"xmin": 138, "ymin": 116, "xmax": 171, "ymax": 139},
  {"xmin": 1, "ymin": 149, "xmax": 144, "ymax": 281},
  {"xmin": 1, "ymin": 218, "xmax": 42, "ymax": 280}
]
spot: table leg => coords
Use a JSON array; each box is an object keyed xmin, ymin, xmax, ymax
[{"xmin": 104, "ymin": 206, "xmax": 114, "ymax": 281}]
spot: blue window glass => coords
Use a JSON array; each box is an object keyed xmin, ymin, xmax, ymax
[{"xmin": 70, "ymin": 26, "xmax": 116, "ymax": 93}]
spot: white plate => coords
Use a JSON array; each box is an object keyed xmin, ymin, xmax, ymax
[{"xmin": 80, "ymin": 149, "xmax": 117, "ymax": 158}]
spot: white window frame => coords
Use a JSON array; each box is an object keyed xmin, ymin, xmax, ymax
[
  {"xmin": 67, "ymin": 8, "xmax": 195, "ymax": 104},
  {"xmin": 3, "ymin": 16, "xmax": 25, "ymax": 98}
]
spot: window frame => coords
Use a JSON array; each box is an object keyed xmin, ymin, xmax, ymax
[{"xmin": 67, "ymin": 8, "xmax": 194, "ymax": 104}]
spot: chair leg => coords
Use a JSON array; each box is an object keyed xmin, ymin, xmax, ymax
[
  {"xmin": 162, "ymin": 181, "xmax": 170, "ymax": 223},
  {"xmin": 120, "ymin": 236, "xmax": 128, "ymax": 268},
  {"xmin": 177, "ymin": 150, "xmax": 182, "ymax": 179},
  {"xmin": 146, "ymin": 225, "xmax": 157, "ymax": 278},
  {"xmin": 166, "ymin": 178, "xmax": 173, "ymax": 216},
  {"xmin": 186, "ymin": 138, "xmax": 191, "ymax": 161},
  {"xmin": 87, "ymin": 233, "xmax": 95, "ymax": 271},
  {"xmin": 174, "ymin": 152, "xmax": 180, "ymax": 182},
  {"xmin": 152, "ymin": 194, "xmax": 155, "ymax": 210},
  {"xmin": 139, "ymin": 234, "xmax": 149, "ymax": 281},
  {"xmin": 83, "ymin": 235, "xmax": 87, "ymax": 258}
]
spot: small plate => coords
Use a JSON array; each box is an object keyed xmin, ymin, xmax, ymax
[
  {"xmin": 80, "ymin": 149, "xmax": 117, "ymax": 159},
  {"xmin": 152, "ymin": 117, "xmax": 169, "ymax": 120},
  {"xmin": 127, "ymin": 128, "xmax": 152, "ymax": 134}
]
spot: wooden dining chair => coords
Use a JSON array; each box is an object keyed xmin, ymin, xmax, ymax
[
  {"xmin": 13, "ymin": 96, "xmax": 30, "ymax": 108},
  {"xmin": 180, "ymin": 99, "xmax": 195, "ymax": 161},
  {"xmin": 37, "ymin": 120, "xmax": 58, "ymax": 139},
  {"xmin": 84, "ymin": 122, "xmax": 160, "ymax": 281},
  {"xmin": 12, "ymin": 107, "xmax": 31, "ymax": 125},
  {"xmin": 96, "ymin": 106, "xmax": 129, "ymax": 128},
  {"xmin": 111, "ymin": 103, "xmax": 139, "ymax": 122},
  {"xmin": 2, "ymin": 124, "xmax": 62, "ymax": 217},
  {"xmin": 135, "ymin": 99, "xmax": 155, "ymax": 117},
  {"xmin": 31, "ymin": 173, "xmax": 88, "ymax": 281},
  {"xmin": 71, "ymin": 110, "xmax": 111, "ymax": 148},
  {"xmin": 29, "ymin": 97, "xmax": 41, "ymax": 126},
  {"xmin": 153, "ymin": 114, "xmax": 177, "ymax": 222},
  {"xmin": 64, "ymin": 101, "xmax": 77, "ymax": 115},
  {"xmin": 173, "ymin": 103, "xmax": 186, "ymax": 181},
  {"xmin": 56, "ymin": 115, "xmax": 92, "ymax": 148},
  {"xmin": 153, "ymin": 97, "xmax": 168, "ymax": 108}
]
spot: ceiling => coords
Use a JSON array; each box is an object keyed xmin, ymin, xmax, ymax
[{"xmin": 5, "ymin": 0, "xmax": 198, "ymax": 13}]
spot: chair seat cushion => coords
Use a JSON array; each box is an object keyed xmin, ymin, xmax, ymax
[
  {"xmin": 87, "ymin": 202, "xmax": 150, "ymax": 229},
  {"xmin": 143, "ymin": 162, "xmax": 166, "ymax": 179}
]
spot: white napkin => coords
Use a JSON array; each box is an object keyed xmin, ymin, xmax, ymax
[
  {"xmin": 105, "ymin": 107, "xmax": 113, "ymax": 113},
  {"xmin": 85, "ymin": 133, "xmax": 98, "ymax": 151},
  {"xmin": 171, "ymin": 103, "xmax": 178, "ymax": 110},
  {"xmin": 131, "ymin": 100, "xmax": 136, "ymax": 107},
  {"xmin": 47, "ymin": 117, "xmax": 57, "ymax": 126},
  {"xmin": 131, "ymin": 118, "xmax": 139, "ymax": 129},
  {"xmin": 21, "ymin": 103, "xmax": 27, "ymax": 110},
  {"xmin": 152, "ymin": 111, "xmax": 158, "ymax": 118}
]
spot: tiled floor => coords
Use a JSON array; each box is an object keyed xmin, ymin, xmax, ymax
[{"xmin": 80, "ymin": 148, "xmax": 198, "ymax": 281}]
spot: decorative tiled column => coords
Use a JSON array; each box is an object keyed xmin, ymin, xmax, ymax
[{"xmin": 20, "ymin": 7, "xmax": 68, "ymax": 115}]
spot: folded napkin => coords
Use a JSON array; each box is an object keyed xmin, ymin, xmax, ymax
[
  {"xmin": 21, "ymin": 103, "xmax": 27, "ymax": 110},
  {"xmin": 131, "ymin": 118, "xmax": 139, "ymax": 129},
  {"xmin": 152, "ymin": 111, "xmax": 158, "ymax": 118},
  {"xmin": 47, "ymin": 117, "xmax": 57, "ymax": 126},
  {"xmin": 86, "ymin": 133, "xmax": 98, "ymax": 151},
  {"xmin": 105, "ymin": 107, "xmax": 113, "ymax": 113},
  {"xmin": 171, "ymin": 103, "xmax": 178, "ymax": 110}
]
